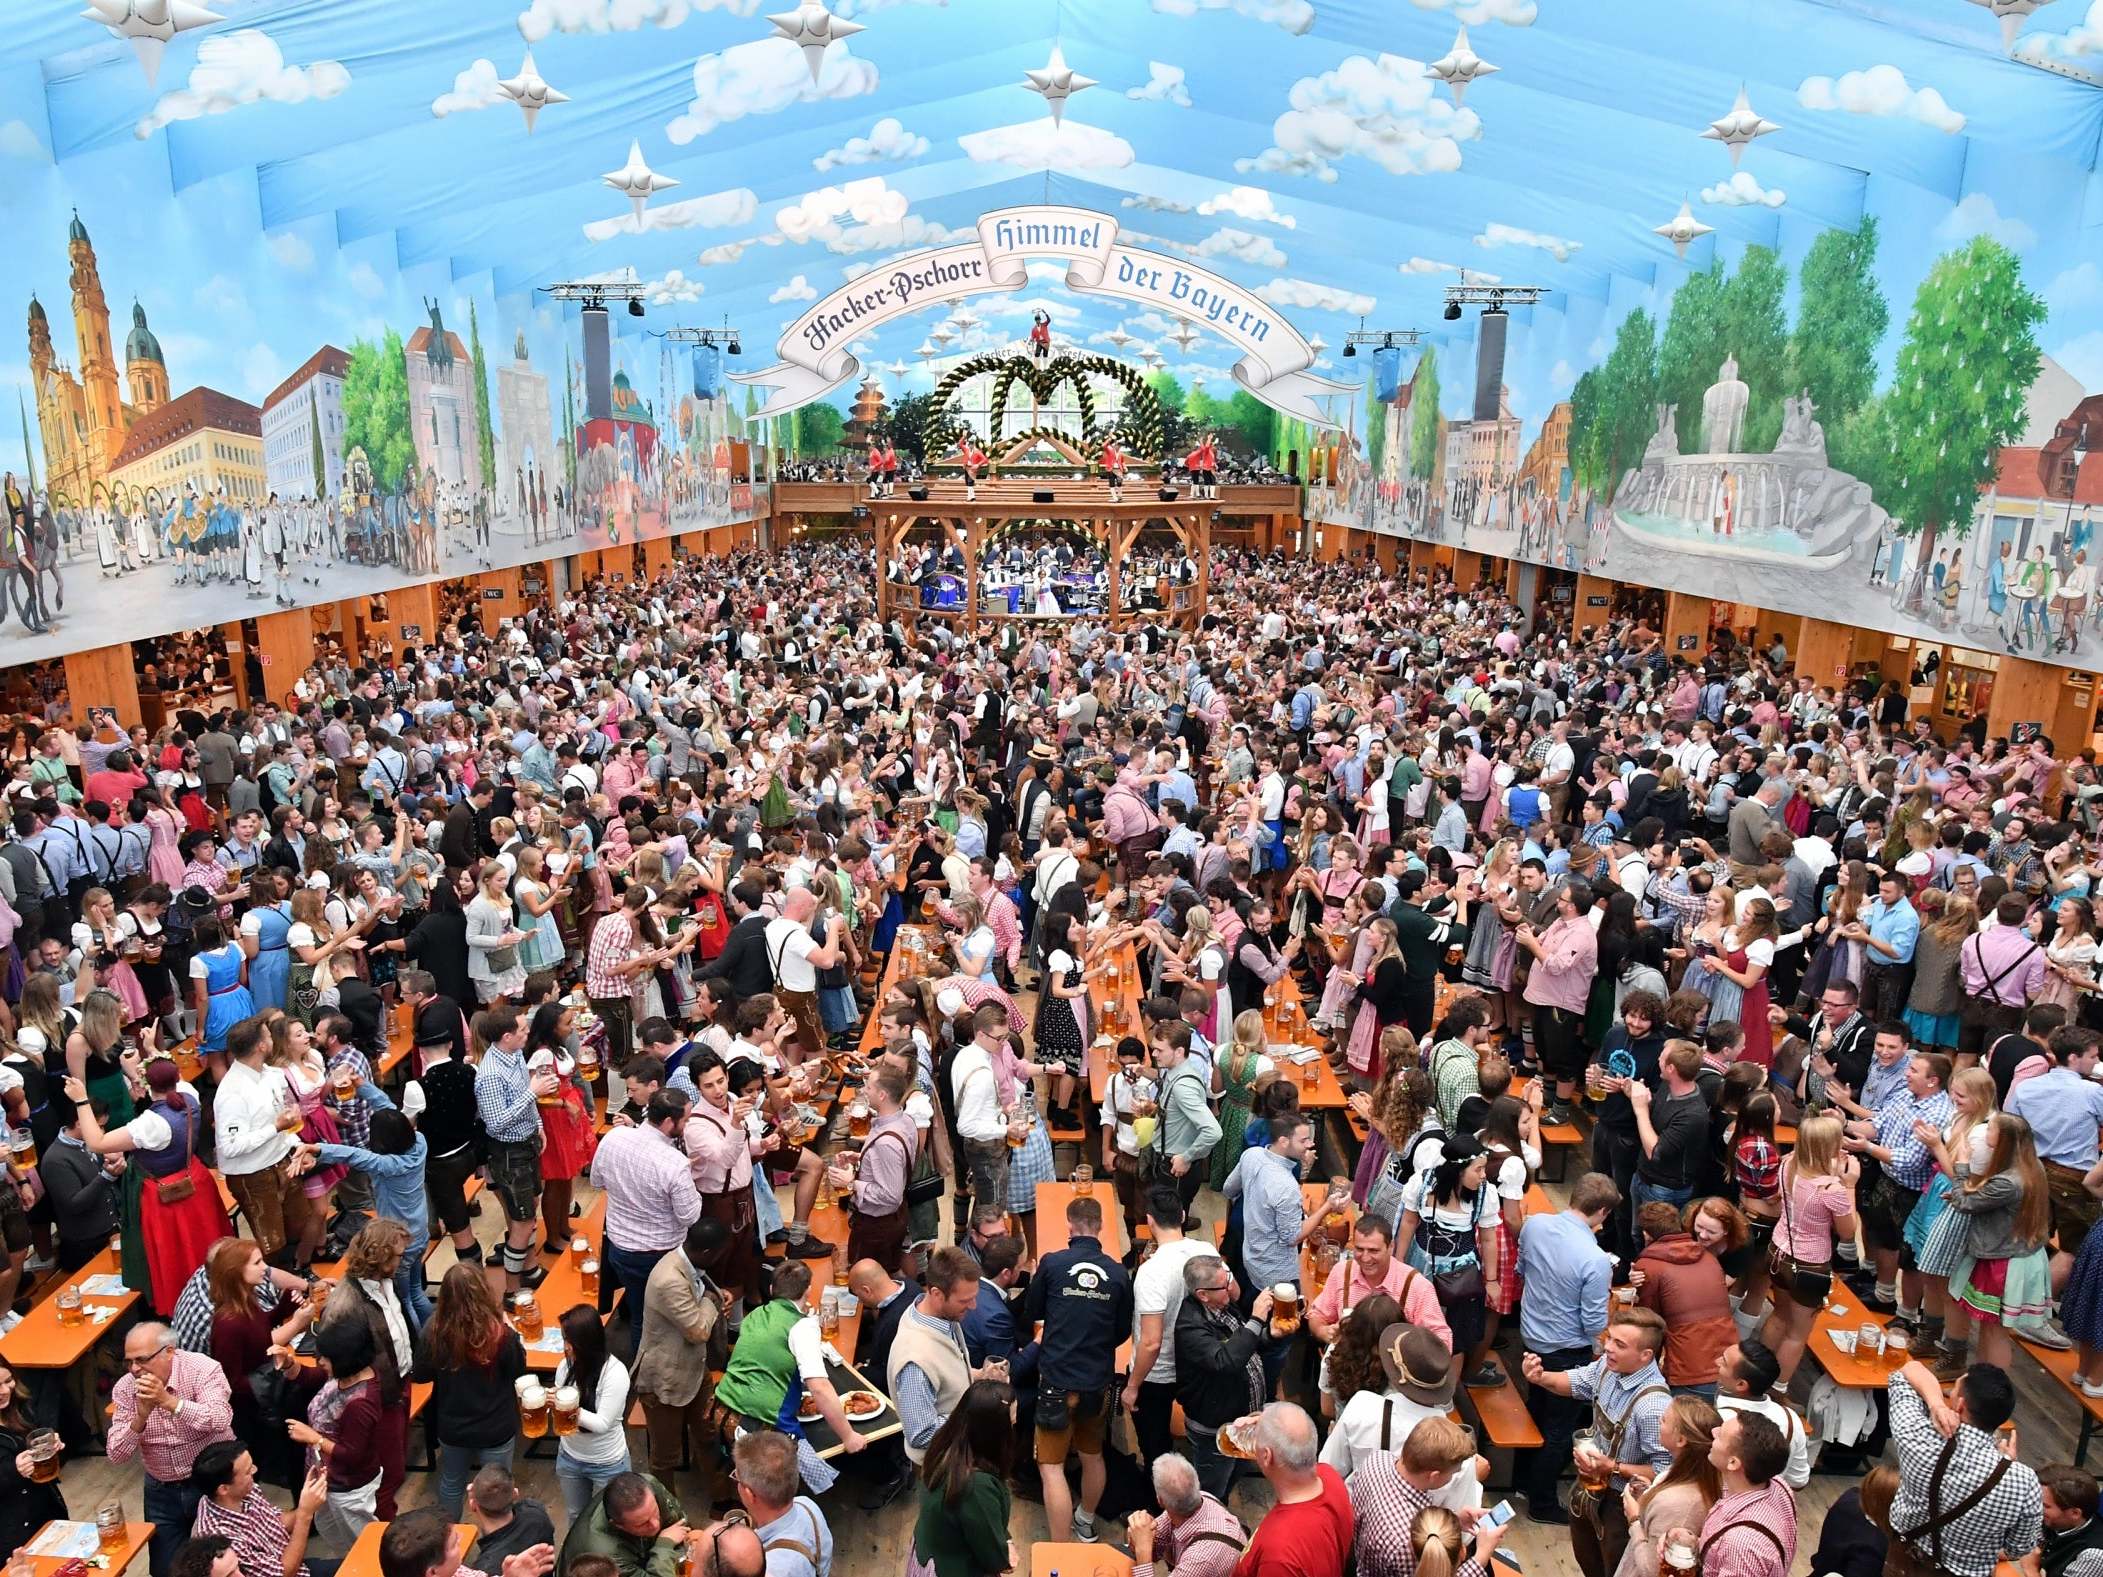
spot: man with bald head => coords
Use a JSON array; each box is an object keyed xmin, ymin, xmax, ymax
[
  {"xmin": 109, "ymin": 1320, "xmax": 235, "ymax": 1577},
  {"xmin": 762, "ymin": 886, "xmax": 848, "ymax": 1062},
  {"xmin": 1236, "ymin": 1402, "xmax": 1354, "ymax": 1577}
]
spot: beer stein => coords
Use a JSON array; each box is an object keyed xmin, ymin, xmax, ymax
[
  {"xmin": 513, "ymin": 1292, "xmax": 543, "ymax": 1342},
  {"xmin": 56, "ymin": 1286, "xmax": 83, "ymax": 1328},
  {"xmin": 575, "ymin": 1043, "xmax": 600, "ymax": 1078},
  {"xmin": 1659, "ymin": 1535, "xmax": 1696, "ymax": 1576},
  {"xmin": 520, "ymin": 1382, "xmax": 550, "ymax": 1438},
  {"xmin": 27, "ymin": 1429, "xmax": 60, "ymax": 1484},
  {"xmin": 8, "ymin": 1130, "xmax": 35, "ymax": 1173},
  {"xmin": 553, "ymin": 1385, "xmax": 581, "ymax": 1436},
  {"xmin": 571, "ymin": 1234, "xmax": 590, "ymax": 1263},
  {"xmin": 832, "ymin": 1246, "xmax": 850, "ymax": 1288},
  {"xmin": 331, "ymin": 1065, "xmax": 357, "ymax": 1100},
  {"xmin": 848, "ymin": 1101, "xmax": 872, "ymax": 1140},
  {"xmin": 580, "ymin": 1258, "xmax": 600, "ymax": 1298},
  {"xmin": 96, "ymin": 1502, "xmax": 126, "ymax": 1552},
  {"xmin": 1071, "ymin": 1163, "xmax": 1095, "ymax": 1196},
  {"xmin": 1269, "ymin": 1282, "xmax": 1301, "ymax": 1338},
  {"xmin": 1300, "ymin": 1056, "xmax": 1318, "ymax": 1088}
]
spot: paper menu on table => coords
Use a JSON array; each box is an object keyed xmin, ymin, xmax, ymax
[
  {"xmin": 27, "ymin": 1522, "xmax": 100, "ymax": 1559},
  {"xmin": 77, "ymin": 1274, "xmax": 129, "ymax": 1297}
]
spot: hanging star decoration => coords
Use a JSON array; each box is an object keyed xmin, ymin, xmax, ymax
[
  {"xmin": 1701, "ymin": 86, "xmax": 1780, "ymax": 168},
  {"xmin": 1653, "ymin": 200, "xmax": 1714, "ymax": 260},
  {"xmin": 1105, "ymin": 327, "xmax": 1133, "ymax": 350},
  {"xmin": 1424, "ymin": 26, "xmax": 1498, "ymax": 107},
  {"xmin": 1024, "ymin": 44, "xmax": 1097, "ymax": 126},
  {"xmin": 82, "ymin": 0, "xmax": 222, "ymax": 87},
  {"xmin": 603, "ymin": 140, "xmax": 680, "ymax": 228},
  {"xmin": 498, "ymin": 49, "xmax": 569, "ymax": 133},
  {"xmin": 1167, "ymin": 320, "xmax": 1201, "ymax": 354},
  {"xmin": 1967, "ymin": 0, "xmax": 2055, "ymax": 52},
  {"xmin": 768, "ymin": 1, "xmax": 864, "ymax": 83}
]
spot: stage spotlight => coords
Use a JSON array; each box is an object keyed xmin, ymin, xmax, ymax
[
  {"xmin": 907, "ymin": 485, "xmax": 930, "ymax": 501},
  {"xmin": 1032, "ymin": 490, "xmax": 1055, "ymax": 504},
  {"xmin": 1158, "ymin": 487, "xmax": 1180, "ymax": 502},
  {"xmin": 628, "ymin": 298, "xmax": 645, "ymax": 318},
  {"xmin": 1342, "ymin": 341, "xmax": 1356, "ymax": 358},
  {"xmin": 728, "ymin": 337, "xmax": 741, "ymax": 356},
  {"xmin": 1443, "ymin": 301, "xmax": 1463, "ymax": 321}
]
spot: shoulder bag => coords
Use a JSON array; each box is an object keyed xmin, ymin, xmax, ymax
[{"xmin": 1767, "ymin": 1161, "xmax": 1834, "ymax": 1309}]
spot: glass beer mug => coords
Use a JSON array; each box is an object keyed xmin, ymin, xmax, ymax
[
  {"xmin": 581, "ymin": 1258, "xmax": 600, "ymax": 1298},
  {"xmin": 520, "ymin": 1382, "xmax": 550, "ymax": 1439},
  {"xmin": 56, "ymin": 1285, "xmax": 83, "ymax": 1328},
  {"xmin": 1269, "ymin": 1282, "xmax": 1301, "ymax": 1338},
  {"xmin": 513, "ymin": 1293, "xmax": 543, "ymax": 1342},
  {"xmin": 848, "ymin": 1101, "xmax": 872, "ymax": 1140},
  {"xmin": 553, "ymin": 1385, "xmax": 581, "ymax": 1436}
]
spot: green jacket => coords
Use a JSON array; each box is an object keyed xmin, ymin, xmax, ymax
[{"xmin": 558, "ymin": 1474, "xmax": 687, "ymax": 1577}]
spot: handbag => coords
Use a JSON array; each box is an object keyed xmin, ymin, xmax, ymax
[
  {"xmin": 248, "ymin": 1359, "xmax": 295, "ymax": 1431},
  {"xmin": 1768, "ymin": 1160, "xmax": 1835, "ymax": 1307},
  {"xmin": 485, "ymin": 942, "xmax": 519, "ymax": 974},
  {"xmin": 153, "ymin": 1171, "xmax": 197, "ymax": 1205}
]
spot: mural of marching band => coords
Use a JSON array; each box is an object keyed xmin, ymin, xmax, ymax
[{"xmin": 2, "ymin": 209, "xmax": 760, "ymax": 664}]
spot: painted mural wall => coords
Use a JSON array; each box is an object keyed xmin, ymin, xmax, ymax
[{"xmin": 0, "ymin": 138, "xmax": 762, "ymax": 669}]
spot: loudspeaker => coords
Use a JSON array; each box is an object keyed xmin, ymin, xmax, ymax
[
  {"xmin": 1158, "ymin": 487, "xmax": 1180, "ymax": 502},
  {"xmin": 1032, "ymin": 489, "xmax": 1055, "ymax": 504},
  {"xmin": 907, "ymin": 485, "xmax": 929, "ymax": 501},
  {"xmin": 582, "ymin": 306, "xmax": 612, "ymax": 423}
]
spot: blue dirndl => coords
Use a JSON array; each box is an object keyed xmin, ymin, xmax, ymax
[{"xmin": 872, "ymin": 889, "xmax": 904, "ymax": 955}]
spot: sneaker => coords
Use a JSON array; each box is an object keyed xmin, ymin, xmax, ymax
[
  {"xmin": 2081, "ymin": 1379, "xmax": 2103, "ymax": 1399},
  {"xmin": 1542, "ymin": 1103, "xmax": 1576, "ymax": 1127},
  {"xmin": 1521, "ymin": 1493, "xmax": 1570, "ymax": 1526},
  {"xmin": 1073, "ymin": 1512, "xmax": 1099, "ymax": 1544},
  {"xmin": 765, "ymin": 1230, "xmax": 788, "ymax": 1247},
  {"xmin": 1464, "ymin": 1362, "xmax": 1506, "ymax": 1389},
  {"xmin": 2025, "ymin": 1321, "xmax": 2075, "ymax": 1352},
  {"xmin": 786, "ymin": 1235, "xmax": 837, "ymax": 1259},
  {"xmin": 23, "ymin": 1253, "xmax": 53, "ymax": 1276}
]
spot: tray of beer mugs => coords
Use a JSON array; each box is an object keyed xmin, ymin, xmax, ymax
[{"xmin": 796, "ymin": 1349, "xmax": 903, "ymax": 1459}]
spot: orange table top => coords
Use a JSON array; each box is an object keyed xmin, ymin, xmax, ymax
[
  {"xmin": 1032, "ymin": 1543, "xmax": 1133, "ymax": 1577},
  {"xmin": 1035, "ymin": 1181, "xmax": 1126, "ymax": 1257},
  {"xmin": 23, "ymin": 1520, "xmax": 152, "ymax": 1575},
  {"xmin": 509, "ymin": 1194, "xmax": 608, "ymax": 1371},
  {"xmin": 339, "ymin": 1522, "xmax": 474, "ymax": 1577},
  {"xmin": 1, "ymin": 1249, "xmax": 138, "ymax": 1370},
  {"xmin": 1808, "ymin": 1298, "xmax": 1909, "ymax": 1389}
]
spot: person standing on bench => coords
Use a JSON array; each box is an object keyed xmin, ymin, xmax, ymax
[{"xmin": 1513, "ymin": 1171, "xmax": 1620, "ymax": 1527}]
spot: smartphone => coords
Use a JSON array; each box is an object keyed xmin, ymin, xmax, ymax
[{"xmin": 1484, "ymin": 1500, "xmax": 1516, "ymax": 1529}]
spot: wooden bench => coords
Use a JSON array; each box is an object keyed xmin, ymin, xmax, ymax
[
  {"xmin": 1460, "ymin": 1374, "xmax": 1543, "ymax": 1487},
  {"xmin": 2019, "ymin": 1334, "xmax": 2103, "ymax": 1465}
]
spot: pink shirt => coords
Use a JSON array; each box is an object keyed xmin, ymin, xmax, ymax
[
  {"xmin": 1521, "ymin": 914, "xmax": 1597, "ymax": 1014},
  {"xmin": 1310, "ymin": 1257, "xmax": 1453, "ymax": 1351},
  {"xmin": 108, "ymin": 1349, "xmax": 235, "ymax": 1482},
  {"xmin": 1774, "ymin": 1166, "xmax": 1851, "ymax": 1263}
]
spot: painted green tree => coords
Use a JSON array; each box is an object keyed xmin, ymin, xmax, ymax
[
  {"xmin": 340, "ymin": 332, "xmax": 415, "ymax": 492},
  {"xmin": 1568, "ymin": 308, "xmax": 1660, "ymax": 501},
  {"xmin": 307, "ymin": 384, "xmax": 328, "ymax": 500},
  {"xmin": 1878, "ymin": 236, "xmax": 2044, "ymax": 603},
  {"xmin": 1363, "ymin": 379, "xmax": 1386, "ymax": 477},
  {"xmin": 1785, "ymin": 216, "xmax": 1886, "ymax": 436},
  {"xmin": 884, "ymin": 391, "xmax": 939, "ymax": 463},
  {"xmin": 796, "ymin": 402, "xmax": 845, "ymax": 454},
  {"xmin": 468, "ymin": 303, "xmax": 497, "ymax": 491},
  {"xmin": 1228, "ymin": 391, "xmax": 1275, "ymax": 460},
  {"xmin": 1407, "ymin": 350, "xmax": 1441, "ymax": 478},
  {"xmin": 562, "ymin": 360, "xmax": 577, "ymax": 488},
  {"xmin": 1652, "ymin": 248, "xmax": 1787, "ymax": 455}
]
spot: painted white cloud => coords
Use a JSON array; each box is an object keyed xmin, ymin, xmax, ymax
[
  {"xmin": 1192, "ymin": 227, "xmax": 1288, "ymax": 267},
  {"xmin": 1408, "ymin": 0, "xmax": 1536, "ymax": 22},
  {"xmin": 517, "ymin": 0, "xmax": 757, "ymax": 43},
  {"xmin": 346, "ymin": 261, "xmax": 387, "ymax": 300},
  {"xmin": 1937, "ymin": 191, "xmax": 2037, "ymax": 250},
  {"xmin": 770, "ymin": 275, "xmax": 818, "ymax": 303},
  {"xmin": 772, "ymin": 176, "xmax": 968, "ymax": 254},
  {"xmin": 1128, "ymin": 62, "xmax": 1191, "ymax": 106},
  {"xmin": 136, "ymin": 29, "xmax": 351, "ymax": 139},
  {"xmin": 267, "ymin": 231, "xmax": 315, "ymax": 270},
  {"xmin": 697, "ymin": 241, "xmax": 751, "ymax": 265},
  {"xmin": 1473, "ymin": 221, "xmax": 1581, "ymax": 261},
  {"xmin": 1255, "ymin": 277, "xmax": 1375, "ymax": 315},
  {"xmin": 1400, "ymin": 256, "xmax": 1463, "ymax": 274},
  {"xmin": 1238, "ymin": 52, "xmax": 1480, "ymax": 182},
  {"xmin": 1701, "ymin": 171, "xmax": 1787, "ymax": 208},
  {"xmin": 1152, "ymin": 0, "xmax": 1314, "ymax": 34},
  {"xmin": 2015, "ymin": 1, "xmax": 2103, "ymax": 62},
  {"xmin": 432, "ymin": 58, "xmax": 505, "ymax": 117},
  {"xmin": 583, "ymin": 187, "xmax": 759, "ymax": 241},
  {"xmin": 973, "ymin": 293, "xmax": 1083, "ymax": 325},
  {"xmin": 1121, "ymin": 194, "xmax": 1193, "ymax": 214},
  {"xmin": 959, "ymin": 118, "xmax": 1134, "ymax": 170},
  {"xmin": 814, "ymin": 116, "xmax": 928, "ymax": 172},
  {"xmin": 666, "ymin": 38, "xmax": 877, "ymax": 143},
  {"xmin": 1796, "ymin": 65, "xmax": 1965, "ymax": 134},
  {"xmin": 1197, "ymin": 185, "xmax": 1295, "ymax": 228},
  {"xmin": 2047, "ymin": 261, "xmax": 2103, "ymax": 316},
  {"xmin": 581, "ymin": 264, "xmax": 704, "ymax": 303},
  {"xmin": 0, "ymin": 119, "xmax": 46, "ymax": 159},
  {"xmin": 242, "ymin": 343, "xmax": 283, "ymax": 396},
  {"xmin": 1548, "ymin": 359, "xmax": 1576, "ymax": 388}
]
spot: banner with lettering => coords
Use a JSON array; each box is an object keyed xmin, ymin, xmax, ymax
[{"xmin": 731, "ymin": 205, "xmax": 1358, "ymax": 427}]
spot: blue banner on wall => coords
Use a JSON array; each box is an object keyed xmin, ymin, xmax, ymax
[
  {"xmin": 693, "ymin": 343, "xmax": 724, "ymax": 401},
  {"xmin": 1372, "ymin": 344, "xmax": 1402, "ymax": 405}
]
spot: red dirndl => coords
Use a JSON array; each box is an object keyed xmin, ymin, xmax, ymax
[
  {"xmin": 139, "ymin": 1156, "xmax": 234, "ymax": 1314},
  {"xmin": 1488, "ymin": 1214, "xmax": 1523, "ymax": 1316},
  {"xmin": 539, "ymin": 1084, "xmax": 598, "ymax": 1181}
]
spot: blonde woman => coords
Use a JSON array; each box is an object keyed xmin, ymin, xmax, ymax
[
  {"xmin": 1902, "ymin": 890, "xmax": 1973, "ymax": 1053},
  {"xmin": 287, "ymin": 885, "xmax": 367, "ymax": 1029},
  {"xmin": 465, "ymin": 862, "xmax": 531, "ymax": 1005},
  {"xmin": 1615, "ymin": 1396, "xmax": 1722, "ymax": 1577},
  {"xmin": 1210, "ymin": 1009, "xmax": 1274, "ymax": 1190},
  {"xmin": 1341, "ymin": 916, "xmax": 1406, "ymax": 1082},
  {"xmin": 1936, "ymin": 1110, "xmax": 2054, "ymax": 1372},
  {"xmin": 1760, "ymin": 1114, "xmax": 1861, "ymax": 1385},
  {"xmin": 1162, "ymin": 906, "xmax": 1229, "ymax": 1042},
  {"xmin": 1906, "ymin": 1064, "xmax": 1997, "ymax": 1346},
  {"xmin": 511, "ymin": 845, "xmax": 569, "ymax": 974}
]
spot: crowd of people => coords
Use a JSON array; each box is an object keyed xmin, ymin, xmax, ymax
[{"xmin": 0, "ymin": 534, "xmax": 2095, "ymax": 1577}]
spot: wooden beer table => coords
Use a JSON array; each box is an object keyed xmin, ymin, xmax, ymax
[
  {"xmin": 21, "ymin": 1520, "xmax": 153, "ymax": 1576},
  {"xmin": 340, "ymin": 1522, "xmax": 474, "ymax": 1577},
  {"xmin": 0, "ymin": 1248, "xmax": 139, "ymax": 1370},
  {"xmin": 1032, "ymin": 1544, "xmax": 1133, "ymax": 1577},
  {"xmin": 1035, "ymin": 1181, "xmax": 1126, "ymax": 1256}
]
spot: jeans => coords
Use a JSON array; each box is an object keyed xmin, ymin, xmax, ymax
[
  {"xmin": 1133, "ymin": 1382, "xmax": 1179, "ymax": 1490},
  {"xmin": 1589, "ymin": 1126, "xmax": 1641, "ymax": 1270},
  {"xmin": 435, "ymin": 1441, "xmax": 515, "ymax": 1519},
  {"xmin": 1519, "ymin": 1344, "xmax": 1594, "ymax": 1513},
  {"xmin": 556, "ymin": 1447, "xmax": 633, "ymax": 1518},
  {"xmin": 1631, "ymin": 1175, "xmax": 1695, "ymax": 1243},
  {"xmin": 602, "ymin": 1237, "xmax": 664, "ymax": 1362},
  {"xmin": 1183, "ymin": 1422, "xmax": 1239, "ymax": 1504},
  {"xmin": 394, "ymin": 1232, "xmax": 433, "ymax": 1329},
  {"xmin": 754, "ymin": 1172, "xmax": 783, "ymax": 1239},
  {"xmin": 144, "ymin": 1473, "xmax": 202, "ymax": 1577}
]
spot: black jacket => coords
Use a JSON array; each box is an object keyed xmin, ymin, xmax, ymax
[
  {"xmin": 1171, "ymin": 1294, "xmax": 1265, "ymax": 1429},
  {"xmin": 1022, "ymin": 1236, "xmax": 1132, "ymax": 1393},
  {"xmin": 411, "ymin": 1323, "xmax": 528, "ymax": 1448},
  {"xmin": 40, "ymin": 1137, "xmax": 118, "ymax": 1247},
  {"xmin": 859, "ymin": 1277, "xmax": 920, "ymax": 1393},
  {"xmin": 440, "ymin": 804, "xmax": 479, "ymax": 871},
  {"xmin": 695, "ymin": 913, "xmax": 773, "ymax": 999}
]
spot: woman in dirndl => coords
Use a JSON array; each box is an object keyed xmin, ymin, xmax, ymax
[
  {"xmin": 1904, "ymin": 1066, "xmax": 1997, "ymax": 1334},
  {"xmin": 268, "ymin": 1011, "xmax": 349, "ymax": 1268},
  {"xmin": 991, "ymin": 1028, "xmax": 1056, "ymax": 1256},
  {"xmin": 241, "ymin": 871, "xmax": 295, "ymax": 1014},
  {"xmin": 1032, "ymin": 910, "xmax": 1089, "ymax": 1131},
  {"xmin": 1344, "ymin": 918, "xmax": 1407, "ymax": 1084},
  {"xmin": 1940, "ymin": 1111, "xmax": 2055, "ymax": 1371},
  {"xmin": 526, "ymin": 1002, "xmax": 598, "ymax": 1258},
  {"xmin": 1316, "ymin": 885, "xmax": 1381, "ymax": 1040},
  {"xmin": 73, "ymin": 888, "xmax": 147, "ymax": 1025},
  {"xmin": 66, "ymin": 1056, "xmax": 231, "ymax": 1314}
]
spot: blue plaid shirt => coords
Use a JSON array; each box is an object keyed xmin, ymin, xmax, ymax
[
  {"xmin": 1874, "ymin": 1088, "xmax": 1953, "ymax": 1190},
  {"xmin": 475, "ymin": 1046, "xmax": 541, "ymax": 1143}
]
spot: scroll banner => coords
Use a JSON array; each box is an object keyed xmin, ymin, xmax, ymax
[{"xmin": 730, "ymin": 204, "xmax": 1359, "ymax": 428}]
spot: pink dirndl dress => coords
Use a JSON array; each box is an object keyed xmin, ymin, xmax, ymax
[{"xmin": 1319, "ymin": 928, "xmax": 1375, "ymax": 1031}]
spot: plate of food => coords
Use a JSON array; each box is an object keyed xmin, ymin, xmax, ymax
[
  {"xmin": 796, "ymin": 1394, "xmax": 823, "ymax": 1422},
  {"xmin": 841, "ymin": 1389, "xmax": 885, "ymax": 1419}
]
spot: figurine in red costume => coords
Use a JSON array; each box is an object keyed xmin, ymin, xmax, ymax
[
  {"xmin": 1101, "ymin": 435, "xmax": 1128, "ymax": 503},
  {"xmin": 955, "ymin": 433, "xmax": 989, "ymax": 501},
  {"xmin": 1028, "ymin": 310, "xmax": 1052, "ymax": 362},
  {"xmin": 1187, "ymin": 431, "xmax": 1219, "ymax": 500},
  {"xmin": 868, "ymin": 437, "xmax": 899, "ymax": 499}
]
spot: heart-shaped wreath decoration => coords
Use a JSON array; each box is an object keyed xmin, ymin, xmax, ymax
[{"xmin": 926, "ymin": 354, "xmax": 1166, "ymax": 464}]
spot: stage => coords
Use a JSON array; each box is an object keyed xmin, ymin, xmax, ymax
[{"xmin": 871, "ymin": 477, "xmax": 1212, "ymax": 628}]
